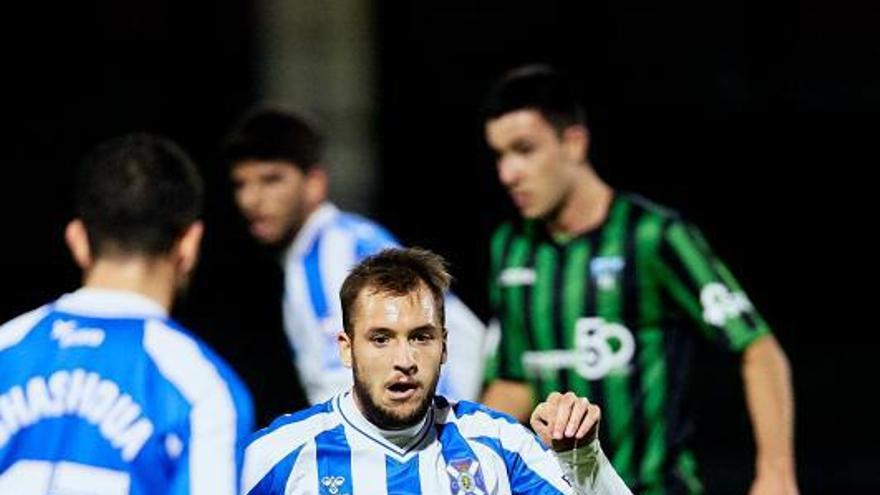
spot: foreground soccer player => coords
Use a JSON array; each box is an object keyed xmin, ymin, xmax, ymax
[
  {"xmin": 0, "ymin": 134, "xmax": 254, "ymax": 494},
  {"xmin": 242, "ymin": 248, "xmax": 630, "ymax": 494}
]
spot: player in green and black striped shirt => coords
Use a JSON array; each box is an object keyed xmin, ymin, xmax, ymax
[{"xmin": 480, "ymin": 65, "xmax": 798, "ymax": 494}]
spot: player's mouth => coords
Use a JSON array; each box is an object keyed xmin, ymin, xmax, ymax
[
  {"xmin": 385, "ymin": 380, "xmax": 419, "ymax": 401},
  {"xmin": 510, "ymin": 191, "xmax": 530, "ymax": 209},
  {"xmin": 248, "ymin": 216, "xmax": 276, "ymax": 239}
]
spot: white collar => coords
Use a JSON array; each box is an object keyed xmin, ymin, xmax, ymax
[
  {"xmin": 54, "ymin": 288, "xmax": 168, "ymax": 318},
  {"xmin": 336, "ymin": 391, "xmax": 433, "ymax": 455}
]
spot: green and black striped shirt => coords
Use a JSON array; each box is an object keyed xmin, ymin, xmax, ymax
[{"xmin": 486, "ymin": 193, "xmax": 770, "ymax": 494}]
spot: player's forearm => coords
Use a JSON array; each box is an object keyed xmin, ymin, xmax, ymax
[
  {"xmin": 742, "ymin": 335, "xmax": 797, "ymax": 479},
  {"xmin": 556, "ymin": 441, "xmax": 632, "ymax": 494}
]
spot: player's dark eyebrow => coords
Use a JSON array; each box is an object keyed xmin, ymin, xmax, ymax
[
  {"xmin": 363, "ymin": 324, "xmax": 439, "ymax": 337},
  {"xmin": 408, "ymin": 324, "xmax": 441, "ymax": 337}
]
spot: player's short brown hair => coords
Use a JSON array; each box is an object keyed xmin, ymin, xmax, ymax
[{"xmin": 340, "ymin": 248, "xmax": 451, "ymax": 336}]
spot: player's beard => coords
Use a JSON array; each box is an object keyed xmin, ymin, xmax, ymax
[
  {"xmin": 351, "ymin": 359, "xmax": 440, "ymax": 430},
  {"xmin": 268, "ymin": 189, "xmax": 311, "ymax": 251}
]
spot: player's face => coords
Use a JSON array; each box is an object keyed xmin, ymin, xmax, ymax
[
  {"xmin": 231, "ymin": 160, "xmax": 309, "ymax": 247},
  {"xmin": 342, "ymin": 284, "xmax": 446, "ymax": 429},
  {"xmin": 485, "ymin": 109, "xmax": 581, "ymax": 220}
]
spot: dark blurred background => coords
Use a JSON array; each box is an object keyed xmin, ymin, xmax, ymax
[{"xmin": 2, "ymin": 1, "xmax": 876, "ymax": 492}]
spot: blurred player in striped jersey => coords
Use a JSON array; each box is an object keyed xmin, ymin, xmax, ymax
[
  {"xmin": 242, "ymin": 247, "xmax": 631, "ymax": 494},
  {"xmin": 480, "ymin": 65, "xmax": 798, "ymax": 494},
  {"xmin": 222, "ymin": 109, "xmax": 485, "ymax": 405},
  {"xmin": 0, "ymin": 134, "xmax": 254, "ymax": 494}
]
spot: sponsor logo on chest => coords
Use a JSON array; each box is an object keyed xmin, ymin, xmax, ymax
[{"xmin": 523, "ymin": 317, "xmax": 636, "ymax": 380}]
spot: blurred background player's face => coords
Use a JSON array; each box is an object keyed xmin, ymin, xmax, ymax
[
  {"xmin": 486, "ymin": 109, "xmax": 582, "ymax": 220},
  {"xmin": 342, "ymin": 284, "xmax": 446, "ymax": 429},
  {"xmin": 231, "ymin": 160, "xmax": 310, "ymax": 247}
]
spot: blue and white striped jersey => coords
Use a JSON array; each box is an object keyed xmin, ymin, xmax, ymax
[
  {"xmin": 281, "ymin": 203, "xmax": 486, "ymax": 404},
  {"xmin": 242, "ymin": 392, "xmax": 631, "ymax": 495},
  {"xmin": 0, "ymin": 288, "xmax": 255, "ymax": 495}
]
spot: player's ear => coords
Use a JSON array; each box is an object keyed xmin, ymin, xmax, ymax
[
  {"xmin": 65, "ymin": 219, "xmax": 92, "ymax": 270},
  {"xmin": 304, "ymin": 166, "xmax": 328, "ymax": 208},
  {"xmin": 561, "ymin": 125, "xmax": 589, "ymax": 163},
  {"xmin": 338, "ymin": 330, "xmax": 353, "ymax": 368},
  {"xmin": 175, "ymin": 221, "xmax": 204, "ymax": 277}
]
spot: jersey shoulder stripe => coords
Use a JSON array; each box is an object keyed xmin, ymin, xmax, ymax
[
  {"xmin": 0, "ymin": 305, "xmax": 51, "ymax": 352},
  {"xmin": 333, "ymin": 212, "xmax": 400, "ymax": 261},
  {"xmin": 451, "ymin": 400, "xmax": 521, "ymax": 426},
  {"xmin": 143, "ymin": 319, "xmax": 244, "ymax": 495},
  {"xmin": 242, "ymin": 400, "xmax": 338, "ymax": 493},
  {"xmin": 303, "ymin": 232, "xmax": 332, "ymax": 319}
]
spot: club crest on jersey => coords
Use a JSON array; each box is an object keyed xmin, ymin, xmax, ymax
[
  {"xmin": 446, "ymin": 458, "xmax": 487, "ymax": 495},
  {"xmin": 321, "ymin": 475, "xmax": 346, "ymax": 495},
  {"xmin": 590, "ymin": 256, "xmax": 625, "ymax": 291}
]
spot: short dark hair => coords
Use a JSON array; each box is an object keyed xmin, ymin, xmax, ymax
[
  {"xmin": 340, "ymin": 248, "xmax": 451, "ymax": 336},
  {"xmin": 221, "ymin": 108, "xmax": 325, "ymax": 172},
  {"xmin": 76, "ymin": 133, "xmax": 204, "ymax": 257},
  {"xmin": 482, "ymin": 64, "xmax": 586, "ymax": 133}
]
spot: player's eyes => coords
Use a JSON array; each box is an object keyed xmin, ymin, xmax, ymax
[
  {"xmin": 411, "ymin": 333, "xmax": 434, "ymax": 343},
  {"xmin": 261, "ymin": 173, "xmax": 284, "ymax": 185},
  {"xmin": 370, "ymin": 335, "xmax": 390, "ymax": 345},
  {"xmin": 511, "ymin": 141, "xmax": 535, "ymax": 155}
]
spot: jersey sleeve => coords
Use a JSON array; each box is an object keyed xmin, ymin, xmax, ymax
[
  {"xmin": 242, "ymin": 444, "xmax": 306, "ymax": 495},
  {"xmin": 506, "ymin": 436, "xmax": 573, "ymax": 495},
  {"xmin": 144, "ymin": 320, "xmax": 254, "ymax": 495},
  {"xmin": 241, "ymin": 403, "xmax": 333, "ymax": 495},
  {"xmin": 554, "ymin": 441, "xmax": 633, "ymax": 494},
  {"xmin": 493, "ymin": 417, "xmax": 631, "ymax": 494},
  {"xmin": 652, "ymin": 219, "xmax": 771, "ymax": 351}
]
